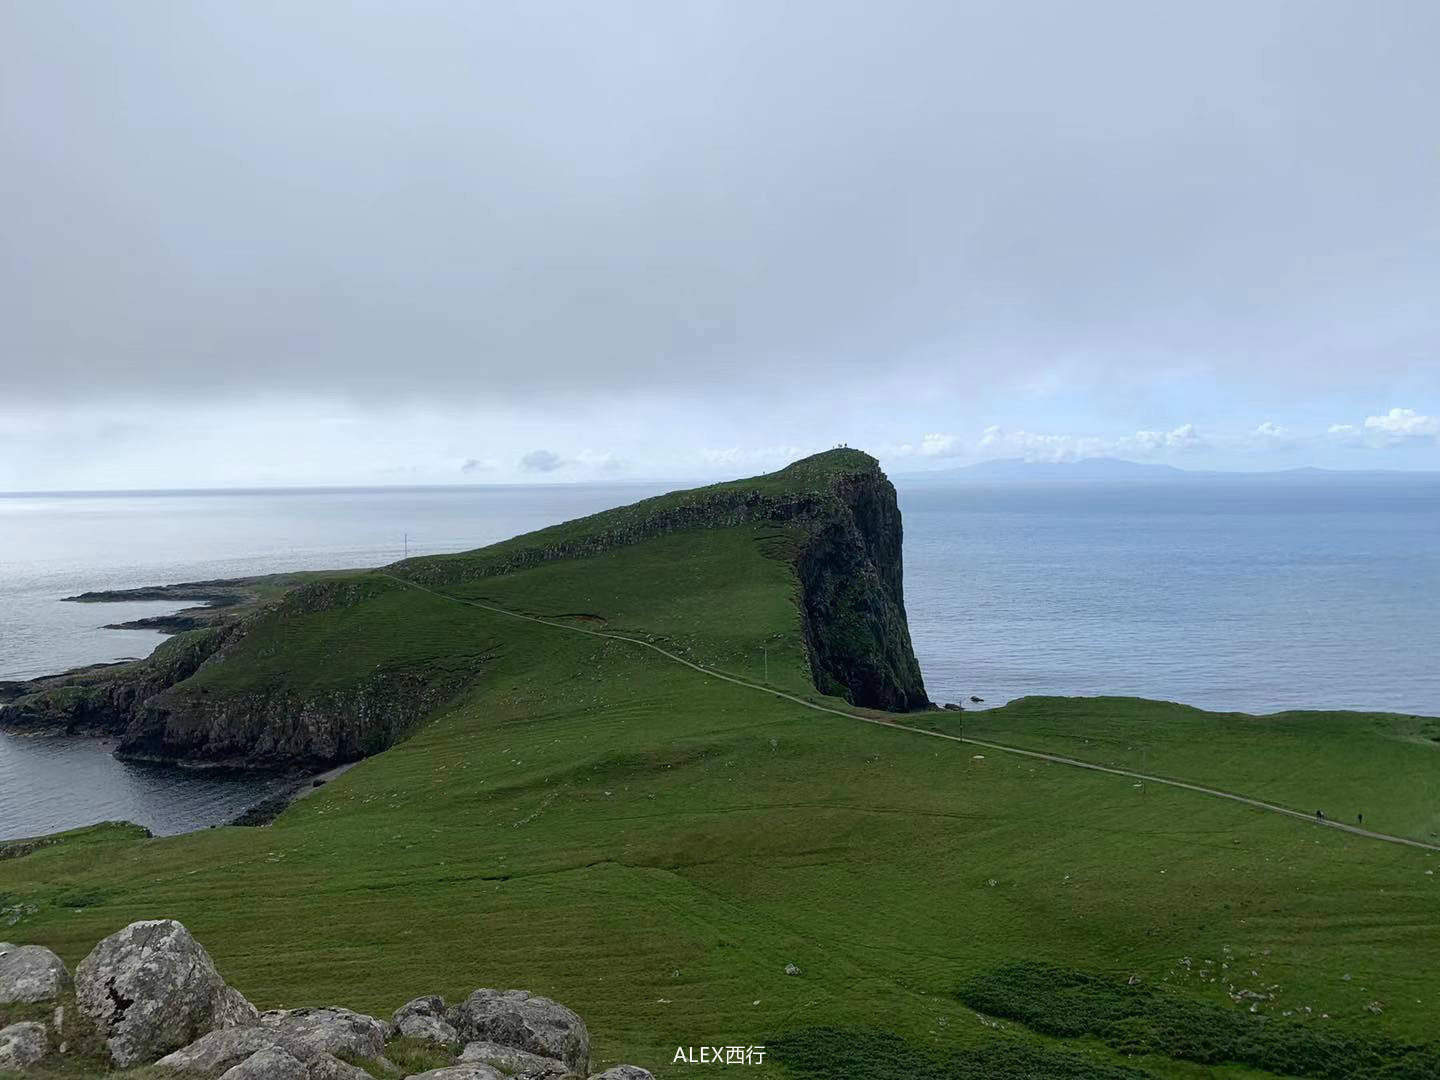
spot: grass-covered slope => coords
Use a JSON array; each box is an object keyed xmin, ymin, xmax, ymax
[
  {"xmin": 0, "ymin": 450, "xmax": 927, "ymax": 769},
  {"xmin": 3, "ymin": 462, "xmax": 1439, "ymax": 1078}
]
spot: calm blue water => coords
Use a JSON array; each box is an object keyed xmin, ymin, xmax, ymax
[
  {"xmin": 902, "ymin": 476, "xmax": 1440, "ymax": 716},
  {"xmin": 2, "ymin": 476, "xmax": 1437, "ymax": 839}
]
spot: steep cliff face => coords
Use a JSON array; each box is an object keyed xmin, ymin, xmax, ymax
[
  {"xmin": 1, "ymin": 449, "xmax": 928, "ymax": 768},
  {"xmin": 793, "ymin": 467, "xmax": 927, "ymax": 711},
  {"xmin": 116, "ymin": 665, "xmax": 476, "ymax": 769},
  {"xmin": 0, "ymin": 625, "xmax": 240, "ymax": 737}
]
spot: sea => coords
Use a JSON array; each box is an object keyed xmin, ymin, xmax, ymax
[{"xmin": 2, "ymin": 474, "xmax": 1437, "ymax": 840}]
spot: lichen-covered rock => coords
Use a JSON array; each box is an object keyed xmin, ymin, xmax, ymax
[
  {"xmin": 0, "ymin": 942, "xmax": 71, "ymax": 1004},
  {"xmin": 448, "ymin": 989, "xmax": 589, "ymax": 1073},
  {"xmin": 74, "ymin": 919, "xmax": 258, "ymax": 1066},
  {"xmin": 405, "ymin": 1067, "xmax": 505, "ymax": 1080},
  {"xmin": 459, "ymin": 1039, "xmax": 570, "ymax": 1077},
  {"xmin": 590, "ymin": 1068, "xmax": 655, "ymax": 1080},
  {"xmin": 259, "ymin": 1005, "xmax": 389, "ymax": 1060},
  {"xmin": 221, "ymin": 1046, "xmax": 310, "ymax": 1080},
  {"xmin": 0, "ymin": 1021, "xmax": 48, "ymax": 1070},
  {"xmin": 398, "ymin": 1011, "xmax": 459, "ymax": 1046},
  {"xmin": 307, "ymin": 1052, "xmax": 377, "ymax": 1080},
  {"xmin": 155, "ymin": 1026, "xmax": 295, "ymax": 1072},
  {"xmin": 394, "ymin": 994, "xmax": 447, "ymax": 1025}
]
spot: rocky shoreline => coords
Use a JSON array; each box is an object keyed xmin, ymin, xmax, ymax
[{"xmin": 0, "ymin": 920, "xmax": 653, "ymax": 1078}]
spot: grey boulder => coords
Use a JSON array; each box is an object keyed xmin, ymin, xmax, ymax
[
  {"xmin": 0, "ymin": 943, "xmax": 72, "ymax": 1004},
  {"xmin": 74, "ymin": 919, "xmax": 258, "ymax": 1067},
  {"xmin": 398, "ymin": 1012, "xmax": 460, "ymax": 1046},
  {"xmin": 448, "ymin": 989, "xmax": 589, "ymax": 1073},
  {"xmin": 394, "ymin": 994, "xmax": 447, "ymax": 1025},
  {"xmin": 221, "ymin": 1046, "xmax": 309, "ymax": 1080},
  {"xmin": 590, "ymin": 1069, "xmax": 655, "ymax": 1080},
  {"xmin": 459, "ymin": 1039, "xmax": 570, "ymax": 1077},
  {"xmin": 0, "ymin": 1021, "xmax": 49, "ymax": 1070},
  {"xmin": 405, "ymin": 1068, "xmax": 505, "ymax": 1080},
  {"xmin": 394, "ymin": 994, "xmax": 458, "ymax": 1045},
  {"xmin": 259, "ymin": 1006, "xmax": 390, "ymax": 1061},
  {"xmin": 307, "ymin": 1052, "xmax": 377, "ymax": 1080},
  {"xmin": 156, "ymin": 1026, "xmax": 297, "ymax": 1072}
]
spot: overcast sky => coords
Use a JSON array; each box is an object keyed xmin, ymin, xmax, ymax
[{"xmin": 2, "ymin": 1, "xmax": 1437, "ymax": 489}]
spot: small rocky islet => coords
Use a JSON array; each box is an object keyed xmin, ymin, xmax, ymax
[{"xmin": 0, "ymin": 920, "xmax": 651, "ymax": 1079}]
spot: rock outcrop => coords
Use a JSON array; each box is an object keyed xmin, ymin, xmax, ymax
[
  {"xmin": 395, "ymin": 995, "xmax": 460, "ymax": 1046},
  {"xmin": 220, "ymin": 1045, "xmax": 309, "ymax": 1079},
  {"xmin": 0, "ymin": 1021, "xmax": 48, "ymax": 1070},
  {"xmin": 257, "ymin": 1005, "xmax": 391, "ymax": 1060},
  {"xmin": 459, "ymin": 1039, "xmax": 571, "ymax": 1076},
  {"xmin": 0, "ymin": 624, "xmax": 240, "ymax": 738},
  {"xmin": 447, "ymin": 988, "xmax": 590, "ymax": 1073},
  {"xmin": 74, "ymin": 919, "xmax": 258, "ymax": 1066},
  {"xmin": 1, "ymin": 920, "xmax": 655, "ymax": 1077},
  {"xmin": 0, "ymin": 943, "xmax": 71, "ymax": 1004}
]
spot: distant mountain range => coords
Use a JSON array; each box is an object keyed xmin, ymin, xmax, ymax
[{"xmin": 899, "ymin": 457, "xmax": 1437, "ymax": 481}]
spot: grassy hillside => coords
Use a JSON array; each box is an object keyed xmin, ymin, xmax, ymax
[{"xmin": 3, "ymin": 459, "xmax": 1439, "ymax": 1078}]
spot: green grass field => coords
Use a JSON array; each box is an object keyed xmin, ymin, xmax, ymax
[{"xmin": 4, "ymin": 504, "xmax": 1438, "ymax": 1078}]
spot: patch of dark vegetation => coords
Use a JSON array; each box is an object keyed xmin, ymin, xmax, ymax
[
  {"xmin": 770, "ymin": 1027, "xmax": 1154, "ymax": 1079},
  {"xmin": 51, "ymin": 885, "xmax": 109, "ymax": 908},
  {"xmin": 957, "ymin": 964, "xmax": 1440, "ymax": 1079}
]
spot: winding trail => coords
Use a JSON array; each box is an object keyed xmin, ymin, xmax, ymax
[{"xmin": 385, "ymin": 574, "xmax": 1440, "ymax": 855}]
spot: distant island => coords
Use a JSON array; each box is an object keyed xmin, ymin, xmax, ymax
[{"xmin": 900, "ymin": 456, "xmax": 1440, "ymax": 481}]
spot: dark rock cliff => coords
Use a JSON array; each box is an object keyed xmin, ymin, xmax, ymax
[
  {"xmin": 793, "ymin": 467, "xmax": 928, "ymax": 711},
  {"xmin": 0, "ymin": 626, "xmax": 240, "ymax": 737}
]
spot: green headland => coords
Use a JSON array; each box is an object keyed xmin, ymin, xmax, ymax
[{"xmin": 2, "ymin": 450, "xmax": 1438, "ymax": 1078}]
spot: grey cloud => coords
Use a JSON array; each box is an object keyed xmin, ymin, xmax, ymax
[
  {"xmin": 520, "ymin": 449, "xmax": 564, "ymax": 473},
  {"xmin": 1, "ymin": 1, "xmax": 1437, "ymax": 413}
]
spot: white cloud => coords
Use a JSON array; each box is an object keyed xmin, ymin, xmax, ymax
[
  {"xmin": 1251, "ymin": 421, "xmax": 1294, "ymax": 449},
  {"xmin": 1327, "ymin": 408, "xmax": 1438, "ymax": 448},
  {"xmin": 881, "ymin": 432, "xmax": 964, "ymax": 460},
  {"xmin": 975, "ymin": 422, "xmax": 1206, "ymax": 463},
  {"xmin": 918, "ymin": 432, "xmax": 959, "ymax": 457},
  {"xmin": 1133, "ymin": 424, "xmax": 1206, "ymax": 453},
  {"xmin": 696, "ymin": 445, "xmax": 812, "ymax": 470},
  {"xmin": 1363, "ymin": 407, "xmax": 1439, "ymax": 440},
  {"xmin": 978, "ymin": 426, "xmax": 1111, "ymax": 463}
]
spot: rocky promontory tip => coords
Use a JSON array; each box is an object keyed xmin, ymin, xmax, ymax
[{"xmin": 0, "ymin": 919, "xmax": 654, "ymax": 1079}]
